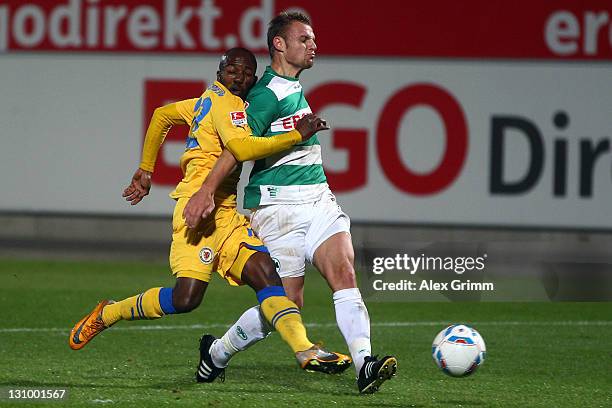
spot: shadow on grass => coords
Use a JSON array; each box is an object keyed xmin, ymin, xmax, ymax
[
  {"xmin": 1, "ymin": 362, "xmax": 413, "ymax": 404},
  {"xmin": 0, "ymin": 379, "xmax": 159, "ymax": 390},
  {"xmin": 437, "ymin": 399, "xmax": 487, "ymax": 406},
  {"xmin": 1, "ymin": 363, "xmax": 353, "ymax": 394},
  {"xmin": 185, "ymin": 363, "xmax": 358, "ymax": 396}
]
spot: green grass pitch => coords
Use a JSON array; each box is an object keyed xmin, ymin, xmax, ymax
[{"xmin": 0, "ymin": 259, "xmax": 610, "ymax": 407}]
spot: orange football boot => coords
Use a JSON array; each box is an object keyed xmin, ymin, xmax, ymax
[
  {"xmin": 69, "ymin": 300, "xmax": 113, "ymax": 350},
  {"xmin": 295, "ymin": 344, "xmax": 352, "ymax": 374}
]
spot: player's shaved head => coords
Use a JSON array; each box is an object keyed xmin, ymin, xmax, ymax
[
  {"xmin": 217, "ymin": 47, "xmax": 258, "ymax": 99},
  {"xmin": 219, "ymin": 47, "xmax": 257, "ymax": 71}
]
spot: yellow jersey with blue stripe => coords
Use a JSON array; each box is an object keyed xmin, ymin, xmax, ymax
[
  {"xmin": 139, "ymin": 80, "xmax": 301, "ymax": 208},
  {"xmin": 178, "ymin": 81, "xmax": 250, "ymax": 206}
]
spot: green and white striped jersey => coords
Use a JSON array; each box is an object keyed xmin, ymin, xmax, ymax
[{"xmin": 244, "ymin": 66, "xmax": 328, "ymax": 209}]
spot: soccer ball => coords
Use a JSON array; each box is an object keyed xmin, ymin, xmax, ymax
[{"xmin": 432, "ymin": 324, "xmax": 486, "ymax": 377}]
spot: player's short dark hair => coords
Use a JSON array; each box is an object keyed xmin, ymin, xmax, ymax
[{"xmin": 267, "ymin": 12, "xmax": 311, "ymax": 58}]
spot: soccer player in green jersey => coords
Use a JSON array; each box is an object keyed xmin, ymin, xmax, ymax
[{"xmin": 190, "ymin": 13, "xmax": 397, "ymax": 394}]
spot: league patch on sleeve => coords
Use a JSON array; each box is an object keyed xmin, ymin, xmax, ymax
[{"xmin": 230, "ymin": 111, "xmax": 248, "ymax": 126}]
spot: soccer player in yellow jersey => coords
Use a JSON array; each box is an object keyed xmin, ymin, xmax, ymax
[{"xmin": 68, "ymin": 48, "xmax": 351, "ymax": 382}]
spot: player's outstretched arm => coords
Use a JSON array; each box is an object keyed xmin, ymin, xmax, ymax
[
  {"xmin": 183, "ymin": 114, "xmax": 330, "ymax": 227},
  {"xmin": 225, "ymin": 113, "xmax": 330, "ymax": 162},
  {"xmin": 183, "ymin": 149, "xmax": 238, "ymax": 228},
  {"xmin": 124, "ymin": 99, "xmax": 197, "ymax": 206}
]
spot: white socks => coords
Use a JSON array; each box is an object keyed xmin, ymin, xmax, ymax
[
  {"xmin": 210, "ymin": 305, "xmax": 272, "ymax": 368},
  {"xmin": 210, "ymin": 289, "xmax": 372, "ymax": 375},
  {"xmin": 333, "ymin": 288, "xmax": 372, "ymax": 374}
]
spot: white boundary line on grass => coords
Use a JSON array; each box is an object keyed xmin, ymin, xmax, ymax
[{"xmin": 1, "ymin": 320, "xmax": 611, "ymax": 333}]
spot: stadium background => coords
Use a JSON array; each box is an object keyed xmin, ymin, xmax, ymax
[
  {"xmin": 2, "ymin": 0, "xmax": 611, "ymax": 297},
  {"xmin": 1, "ymin": 1, "xmax": 611, "ymax": 407}
]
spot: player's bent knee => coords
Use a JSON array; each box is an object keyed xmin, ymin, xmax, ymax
[
  {"xmin": 242, "ymin": 252, "xmax": 282, "ymax": 291},
  {"xmin": 246, "ymin": 252, "xmax": 277, "ymax": 277},
  {"xmin": 172, "ymin": 277, "xmax": 207, "ymax": 313},
  {"xmin": 173, "ymin": 294, "xmax": 203, "ymax": 313}
]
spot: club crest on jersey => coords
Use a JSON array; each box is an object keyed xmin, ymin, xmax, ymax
[
  {"xmin": 230, "ymin": 111, "xmax": 247, "ymax": 126},
  {"xmin": 199, "ymin": 247, "xmax": 214, "ymax": 264}
]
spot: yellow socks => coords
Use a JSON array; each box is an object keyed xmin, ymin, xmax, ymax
[
  {"xmin": 101, "ymin": 287, "xmax": 176, "ymax": 326},
  {"xmin": 99, "ymin": 284, "xmax": 312, "ymax": 355},
  {"xmin": 257, "ymin": 286, "xmax": 313, "ymax": 353}
]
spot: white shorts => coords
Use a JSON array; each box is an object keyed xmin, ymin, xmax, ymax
[{"xmin": 250, "ymin": 190, "xmax": 351, "ymax": 278}]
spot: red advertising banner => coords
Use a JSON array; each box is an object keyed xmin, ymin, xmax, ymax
[
  {"xmin": 143, "ymin": 79, "xmax": 205, "ymax": 185},
  {"xmin": 1, "ymin": 0, "xmax": 611, "ymax": 60}
]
